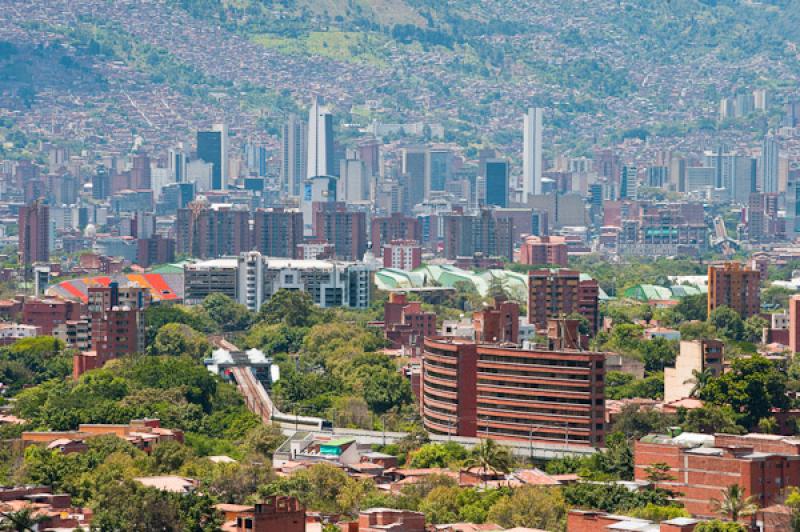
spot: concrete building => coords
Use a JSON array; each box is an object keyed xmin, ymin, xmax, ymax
[
  {"xmin": 18, "ymin": 199, "xmax": 49, "ymax": 266},
  {"xmin": 312, "ymin": 202, "xmax": 367, "ymax": 261},
  {"xmin": 527, "ymin": 269, "xmax": 599, "ymax": 333},
  {"xmin": 371, "ymin": 214, "xmax": 420, "ymax": 256},
  {"xmin": 635, "ymin": 432, "xmax": 800, "ymax": 517},
  {"xmin": 252, "ymin": 208, "xmax": 303, "ymax": 259},
  {"xmin": 382, "ymin": 240, "xmax": 422, "ymax": 271},
  {"xmin": 762, "ymin": 134, "xmax": 779, "ymax": 194},
  {"xmin": 707, "ymin": 262, "xmax": 761, "ymax": 318},
  {"xmin": 281, "ymin": 114, "xmax": 307, "ymax": 197},
  {"xmin": 663, "ymin": 340, "xmax": 724, "ymax": 403},
  {"xmin": 441, "ymin": 209, "xmax": 514, "ymax": 261},
  {"xmin": 523, "ymin": 107, "xmax": 544, "ymax": 197},
  {"xmin": 185, "ymin": 253, "xmax": 373, "ymax": 311},
  {"xmin": 518, "ymin": 235, "xmax": 568, "ymax": 267},
  {"xmin": 421, "ymin": 336, "xmax": 605, "ymax": 446},
  {"xmin": 176, "ymin": 199, "xmax": 251, "ymax": 259}
]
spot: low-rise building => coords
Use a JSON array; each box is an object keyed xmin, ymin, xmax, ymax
[
  {"xmin": 663, "ymin": 340, "xmax": 724, "ymax": 403},
  {"xmin": 22, "ymin": 418, "xmax": 183, "ymax": 454}
]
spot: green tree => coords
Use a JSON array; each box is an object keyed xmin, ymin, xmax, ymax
[
  {"xmin": 361, "ymin": 367, "xmax": 413, "ymax": 414},
  {"xmin": 152, "ymin": 440, "xmax": 194, "ymax": 473},
  {"xmin": 152, "ymin": 323, "xmax": 211, "ymax": 359},
  {"xmin": 258, "ymin": 289, "xmax": 321, "ymax": 327},
  {"xmin": 91, "ymin": 480, "xmax": 180, "ymax": 531},
  {"xmin": 694, "ymin": 521, "xmax": 746, "ymax": 532},
  {"xmin": 709, "ymin": 485, "xmax": 758, "ymax": 523},
  {"xmin": 610, "ymin": 404, "xmax": 676, "ymax": 440},
  {"xmin": 0, "ymin": 507, "xmax": 50, "ymax": 531},
  {"xmin": 686, "ymin": 368, "xmax": 715, "ymax": 398},
  {"xmin": 486, "ymin": 486, "xmax": 567, "ymax": 531},
  {"xmin": 671, "ymin": 293, "xmax": 708, "ymax": 322},
  {"xmin": 408, "ymin": 443, "xmax": 468, "ymax": 468},
  {"xmin": 708, "ymin": 307, "xmax": 745, "ymax": 341},
  {"xmin": 680, "ymin": 405, "xmax": 745, "ymax": 434},
  {"xmin": 743, "ymin": 315, "xmax": 768, "ymax": 344},
  {"xmin": 627, "ymin": 504, "xmax": 689, "ymax": 522},
  {"xmin": 202, "ymin": 293, "xmax": 253, "ymax": 332},
  {"xmin": 462, "ymin": 439, "xmax": 512, "ymax": 488},
  {"xmin": 699, "ymin": 355, "xmax": 788, "ymax": 428}
]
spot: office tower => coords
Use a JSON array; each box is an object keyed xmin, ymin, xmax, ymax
[
  {"xmin": 176, "ymin": 200, "xmax": 250, "ymax": 259},
  {"xmin": 647, "ymin": 166, "xmax": 668, "ymax": 188},
  {"xmin": 523, "ymin": 107, "xmax": 544, "ymax": 197},
  {"xmin": 339, "ymin": 153, "xmax": 369, "ymax": 202},
  {"xmin": 527, "ymin": 269, "xmax": 599, "ymax": 333},
  {"xmin": 784, "ymin": 100, "xmax": 800, "ymax": 128},
  {"xmin": 686, "ymin": 166, "xmax": 716, "ymax": 193},
  {"xmin": 168, "ymin": 146, "xmax": 187, "ymax": 183},
  {"xmin": 130, "ymin": 151, "xmax": 151, "ymax": 190},
  {"xmin": 425, "ymin": 149, "xmax": 451, "ymax": 197},
  {"xmin": 484, "ymin": 159, "xmax": 509, "ymax": 208},
  {"xmin": 761, "ymin": 134, "xmax": 779, "ymax": 193},
  {"xmin": 371, "ymin": 213, "xmax": 420, "ymax": 256},
  {"xmin": 669, "ymin": 155, "xmax": 687, "ymax": 192},
  {"xmin": 358, "ymin": 138, "xmax": 381, "ymax": 177},
  {"xmin": 707, "ymin": 262, "xmax": 761, "ymax": 319},
  {"xmin": 312, "ymin": 202, "xmax": 367, "ymax": 261},
  {"xmin": 92, "ymin": 165, "xmax": 110, "ymax": 200},
  {"xmin": 754, "ymin": 89, "xmax": 768, "ymax": 111},
  {"xmin": 197, "ymin": 123, "xmax": 227, "ymax": 190},
  {"xmin": 306, "ymin": 97, "xmax": 335, "ymax": 179},
  {"xmin": 18, "ymin": 199, "xmax": 49, "ymax": 266},
  {"xmin": 421, "ymin": 336, "xmax": 605, "ymax": 445},
  {"xmin": 281, "ymin": 114, "xmax": 307, "ymax": 197},
  {"xmin": 137, "ymin": 235, "xmax": 176, "ymax": 268},
  {"xmin": 402, "ymin": 147, "xmax": 426, "ymax": 209},
  {"xmin": 620, "ymin": 165, "xmax": 638, "ymax": 200},
  {"xmin": 788, "ymin": 176, "xmax": 800, "ymax": 239},
  {"xmin": 301, "ymin": 175, "xmax": 337, "ymax": 236},
  {"xmin": 734, "ymin": 92, "xmax": 755, "ymax": 117},
  {"xmin": 252, "ymin": 208, "xmax": 303, "ymax": 258}
]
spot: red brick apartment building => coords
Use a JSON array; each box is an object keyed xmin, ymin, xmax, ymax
[
  {"xmin": 22, "ymin": 297, "xmax": 85, "ymax": 335},
  {"xmin": 707, "ymin": 262, "xmax": 761, "ymax": 318},
  {"xmin": 635, "ymin": 432, "xmax": 800, "ymax": 517},
  {"xmin": 567, "ymin": 511, "xmax": 698, "ymax": 532},
  {"xmin": 383, "ymin": 292, "xmax": 437, "ymax": 351},
  {"xmin": 518, "ymin": 235, "xmax": 569, "ymax": 267},
  {"xmin": 421, "ymin": 336, "xmax": 605, "ymax": 446},
  {"xmin": 528, "ymin": 269, "xmax": 599, "ymax": 334},
  {"xmin": 234, "ymin": 496, "xmax": 305, "ymax": 532}
]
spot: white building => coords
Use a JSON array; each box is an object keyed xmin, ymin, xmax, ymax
[{"xmin": 523, "ymin": 107, "xmax": 544, "ymax": 197}]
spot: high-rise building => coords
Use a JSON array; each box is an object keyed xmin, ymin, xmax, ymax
[
  {"xmin": 788, "ymin": 176, "xmax": 800, "ymax": 239},
  {"xmin": 197, "ymin": 124, "xmax": 227, "ymax": 190},
  {"xmin": 312, "ymin": 202, "xmax": 367, "ymax": 261},
  {"xmin": 789, "ymin": 295, "xmax": 800, "ymax": 354},
  {"xmin": 252, "ymin": 208, "xmax": 303, "ymax": 259},
  {"xmin": 130, "ymin": 151, "xmax": 151, "ymax": 190},
  {"xmin": 168, "ymin": 146, "xmax": 187, "ymax": 183},
  {"xmin": 421, "ymin": 336, "xmax": 605, "ymax": 445},
  {"xmin": 442, "ymin": 209, "xmax": 513, "ymax": 261},
  {"xmin": 338, "ymin": 154, "xmax": 369, "ymax": 202},
  {"xmin": 281, "ymin": 114, "xmax": 307, "ymax": 197},
  {"xmin": 176, "ymin": 200, "xmax": 250, "ymax": 259},
  {"xmin": 136, "ymin": 234, "xmax": 176, "ymax": 268},
  {"xmin": 707, "ymin": 262, "xmax": 761, "ymax": 319},
  {"xmin": 306, "ymin": 97, "xmax": 335, "ymax": 179},
  {"xmin": 484, "ymin": 159, "xmax": 509, "ymax": 208},
  {"xmin": 18, "ymin": 199, "xmax": 50, "ymax": 266},
  {"xmin": 620, "ymin": 166, "xmax": 638, "ymax": 200},
  {"xmin": 527, "ymin": 269, "xmax": 599, "ymax": 333},
  {"xmin": 425, "ymin": 149, "xmax": 451, "ymax": 197},
  {"xmin": 761, "ymin": 134, "xmax": 779, "ymax": 194},
  {"xmin": 371, "ymin": 213, "xmax": 420, "ymax": 256},
  {"xmin": 523, "ymin": 107, "xmax": 544, "ymax": 197},
  {"xmin": 402, "ymin": 147, "xmax": 427, "ymax": 210}
]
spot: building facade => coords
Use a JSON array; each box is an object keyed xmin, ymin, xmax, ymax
[
  {"xmin": 527, "ymin": 269, "xmax": 599, "ymax": 333},
  {"xmin": 421, "ymin": 337, "xmax": 605, "ymax": 446},
  {"xmin": 707, "ymin": 262, "xmax": 761, "ymax": 318}
]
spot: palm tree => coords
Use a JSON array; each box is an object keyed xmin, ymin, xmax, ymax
[
  {"xmin": 710, "ymin": 484, "xmax": 759, "ymax": 523},
  {"xmin": 462, "ymin": 438, "xmax": 512, "ymax": 488},
  {"xmin": 0, "ymin": 507, "xmax": 50, "ymax": 532},
  {"xmin": 685, "ymin": 368, "xmax": 715, "ymax": 398}
]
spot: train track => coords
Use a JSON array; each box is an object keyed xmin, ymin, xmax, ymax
[{"xmin": 230, "ymin": 366, "xmax": 273, "ymax": 422}]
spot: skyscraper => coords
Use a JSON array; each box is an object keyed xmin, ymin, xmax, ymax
[
  {"xmin": 18, "ymin": 199, "xmax": 50, "ymax": 266},
  {"xmin": 306, "ymin": 97, "xmax": 335, "ymax": 179},
  {"xmin": 281, "ymin": 113, "xmax": 307, "ymax": 197},
  {"xmin": 168, "ymin": 146, "xmax": 187, "ymax": 183},
  {"xmin": 762, "ymin": 134, "xmax": 779, "ymax": 193},
  {"xmin": 425, "ymin": 148, "xmax": 451, "ymax": 197},
  {"xmin": 484, "ymin": 159, "xmax": 509, "ymax": 207},
  {"xmin": 197, "ymin": 123, "xmax": 227, "ymax": 190},
  {"xmin": 402, "ymin": 147, "xmax": 426, "ymax": 210},
  {"xmin": 523, "ymin": 107, "xmax": 544, "ymax": 197},
  {"xmin": 620, "ymin": 166, "xmax": 638, "ymax": 200}
]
